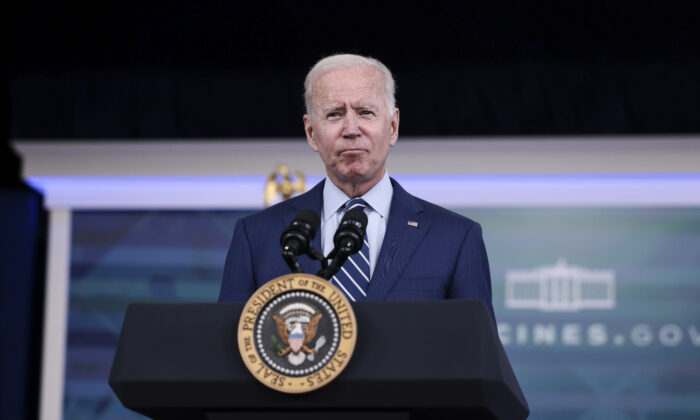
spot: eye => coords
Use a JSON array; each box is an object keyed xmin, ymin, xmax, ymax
[
  {"xmin": 326, "ymin": 111, "xmax": 341, "ymax": 119},
  {"xmin": 359, "ymin": 110, "xmax": 375, "ymax": 116}
]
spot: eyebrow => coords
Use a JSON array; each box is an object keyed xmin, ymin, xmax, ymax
[
  {"xmin": 321, "ymin": 104, "xmax": 378, "ymax": 114},
  {"xmin": 322, "ymin": 105, "xmax": 345, "ymax": 114},
  {"xmin": 354, "ymin": 104, "xmax": 377, "ymax": 111}
]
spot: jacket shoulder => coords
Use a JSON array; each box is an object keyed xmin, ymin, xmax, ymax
[{"xmin": 392, "ymin": 178, "xmax": 478, "ymax": 229}]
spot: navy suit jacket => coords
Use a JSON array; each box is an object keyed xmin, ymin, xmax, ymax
[{"xmin": 219, "ymin": 178, "xmax": 495, "ymax": 320}]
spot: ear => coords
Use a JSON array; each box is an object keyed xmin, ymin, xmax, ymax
[
  {"xmin": 389, "ymin": 108, "xmax": 400, "ymax": 147},
  {"xmin": 303, "ymin": 114, "xmax": 319, "ymax": 152}
]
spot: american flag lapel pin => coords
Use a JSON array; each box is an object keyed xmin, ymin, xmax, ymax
[{"xmin": 407, "ymin": 221, "xmax": 418, "ymax": 227}]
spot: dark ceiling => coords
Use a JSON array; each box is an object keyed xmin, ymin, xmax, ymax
[{"xmin": 5, "ymin": 1, "xmax": 700, "ymax": 140}]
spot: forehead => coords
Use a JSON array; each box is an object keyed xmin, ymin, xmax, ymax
[{"xmin": 312, "ymin": 66, "xmax": 385, "ymax": 107}]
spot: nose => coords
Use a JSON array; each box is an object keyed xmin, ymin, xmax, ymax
[{"xmin": 342, "ymin": 112, "xmax": 361, "ymax": 139}]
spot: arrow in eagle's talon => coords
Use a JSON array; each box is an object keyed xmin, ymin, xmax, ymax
[{"xmin": 307, "ymin": 335, "xmax": 327, "ymax": 361}]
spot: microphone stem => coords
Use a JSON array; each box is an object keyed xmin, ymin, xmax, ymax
[
  {"xmin": 317, "ymin": 246, "xmax": 352, "ymax": 280},
  {"xmin": 282, "ymin": 250, "xmax": 304, "ymax": 273}
]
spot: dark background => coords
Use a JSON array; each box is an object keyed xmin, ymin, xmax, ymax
[
  {"xmin": 1, "ymin": 1, "xmax": 699, "ymax": 419},
  {"xmin": 4, "ymin": 2, "xmax": 700, "ymax": 182}
]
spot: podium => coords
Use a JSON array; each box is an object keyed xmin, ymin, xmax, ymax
[{"xmin": 110, "ymin": 300, "xmax": 529, "ymax": 419}]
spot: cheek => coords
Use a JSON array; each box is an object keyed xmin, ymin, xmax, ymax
[{"xmin": 318, "ymin": 142, "xmax": 336, "ymax": 160}]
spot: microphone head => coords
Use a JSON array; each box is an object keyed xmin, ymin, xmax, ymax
[
  {"xmin": 280, "ymin": 209, "xmax": 320, "ymax": 255},
  {"xmin": 342, "ymin": 207, "xmax": 368, "ymax": 228},
  {"xmin": 333, "ymin": 207, "xmax": 367, "ymax": 252},
  {"xmin": 294, "ymin": 209, "xmax": 320, "ymax": 238}
]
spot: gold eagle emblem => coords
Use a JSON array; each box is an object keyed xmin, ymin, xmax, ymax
[{"xmin": 264, "ymin": 164, "xmax": 306, "ymax": 206}]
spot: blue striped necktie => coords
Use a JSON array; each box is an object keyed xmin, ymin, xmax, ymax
[{"xmin": 332, "ymin": 198, "xmax": 370, "ymax": 302}]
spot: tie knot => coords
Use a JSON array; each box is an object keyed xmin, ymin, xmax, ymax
[{"xmin": 345, "ymin": 198, "xmax": 368, "ymax": 212}]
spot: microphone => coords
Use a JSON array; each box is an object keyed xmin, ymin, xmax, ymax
[
  {"xmin": 281, "ymin": 210, "xmax": 320, "ymax": 273},
  {"xmin": 318, "ymin": 207, "xmax": 368, "ymax": 279},
  {"xmin": 332, "ymin": 207, "xmax": 368, "ymax": 256},
  {"xmin": 281, "ymin": 210, "xmax": 320, "ymax": 256}
]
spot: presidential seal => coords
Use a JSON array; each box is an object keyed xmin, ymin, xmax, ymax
[{"xmin": 237, "ymin": 273, "xmax": 357, "ymax": 393}]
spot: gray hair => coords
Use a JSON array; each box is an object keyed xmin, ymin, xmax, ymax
[{"xmin": 303, "ymin": 54, "xmax": 396, "ymax": 118}]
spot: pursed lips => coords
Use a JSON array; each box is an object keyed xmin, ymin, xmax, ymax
[{"xmin": 338, "ymin": 148, "xmax": 366, "ymax": 155}]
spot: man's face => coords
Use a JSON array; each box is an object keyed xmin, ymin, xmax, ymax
[{"xmin": 304, "ymin": 66, "xmax": 399, "ymax": 193}]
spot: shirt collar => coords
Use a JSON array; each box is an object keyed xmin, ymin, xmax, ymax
[{"xmin": 322, "ymin": 171, "xmax": 393, "ymax": 221}]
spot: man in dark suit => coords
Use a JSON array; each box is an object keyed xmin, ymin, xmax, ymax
[{"xmin": 219, "ymin": 54, "xmax": 494, "ymax": 320}]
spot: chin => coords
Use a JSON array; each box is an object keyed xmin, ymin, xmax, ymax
[{"xmin": 337, "ymin": 164, "xmax": 366, "ymax": 178}]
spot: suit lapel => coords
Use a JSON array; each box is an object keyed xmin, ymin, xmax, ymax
[
  {"xmin": 286, "ymin": 180, "xmax": 325, "ymax": 275},
  {"xmin": 367, "ymin": 179, "xmax": 430, "ymax": 300}
]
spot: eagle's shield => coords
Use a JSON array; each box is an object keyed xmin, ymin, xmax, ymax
[{"xmin": 289, "ymin": 333, "xmax": 304, "ymax": 353}]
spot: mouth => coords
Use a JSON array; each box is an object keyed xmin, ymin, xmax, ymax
[{"xmin": 338, "ymin": 148, "xmax": 366, "ymax": 155}]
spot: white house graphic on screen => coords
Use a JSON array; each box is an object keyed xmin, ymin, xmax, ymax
[{"xmin": 505, "ymin": 259, "xmax": 615, "ymax": 312}]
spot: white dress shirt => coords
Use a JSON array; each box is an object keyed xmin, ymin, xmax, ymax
[{"xmin": 320, "ymin": 171, "xmax": 393, "ymax": 279}]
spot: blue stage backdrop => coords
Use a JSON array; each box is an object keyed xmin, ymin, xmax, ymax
[{"xmin": 65, "ymin": 208, "xmax": 700, "ymax": 419}]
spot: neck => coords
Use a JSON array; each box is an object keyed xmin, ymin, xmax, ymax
[{"xmin": 329, "ymin": 170, "xmax": 384, "ymax": 198}]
